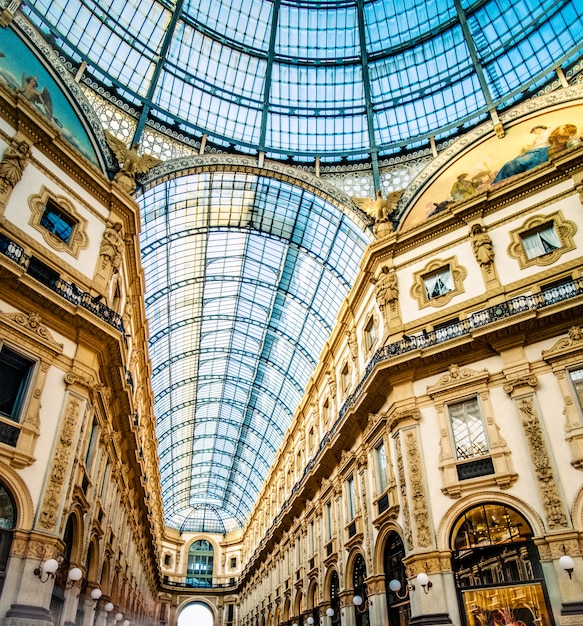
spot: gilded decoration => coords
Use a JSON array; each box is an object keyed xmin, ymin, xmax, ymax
[
  {"xmin": 507, "ymin": 211, "xmax": 577, "ymax": 269},
  {"xmin": 28, "ymin": 186, "xmax": 89, "ymax": 257},
  {"xmin": 410, "ymin": 257, "xmax": 467, "ymax": 309},
  {"xmin": 39, "ymin": 395, "xmax": 82, "ymax": 529},
  {"xmin": 515, "ymin": 396, "xmax": 567, "ymax": 528}
]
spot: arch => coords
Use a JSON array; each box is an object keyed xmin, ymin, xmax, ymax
[
  {"xmin": 85, "ymin": 536, "xmax": 101, "ymax": 585},
  {"xmin": 436, "ymin": 491, "xmax": 546, "ymax": 552},
  {"xmin": 373, "ymin": 521, "xmax": 406, "ymax": 576},
  {"xmin": 62, "ymin": 511, "xmax": 84, "ymax": 566},
  {"xmin": 0, "ymin": 465, "xmax": 34, "ymax": 530},
  {"xmin": 293, "ymin": 588, "xmax": 303, "ymax": 618},
  {"xmin": 344, "ymin": 547, "xmax": 366, "ymax": 590},
  {"xmin": 282, "ymin": 596, "xmax": 291, "ymax": 622},
  {"xmin": 306, "ymin": 578, "xmax": 319, "ymax": 610},
  {"xmin": 572, "ymin": 482, "xmax": 583, "ymax": 530},
  {"xmin": 177, "ymin": 600, "xmax": 217, "ymax": 626}
]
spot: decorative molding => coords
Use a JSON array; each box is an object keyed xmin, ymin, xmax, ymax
[
  {"xmin": 502, "ymin": 374, "xmax": 539, "ymax": 394},
  {"xmin": 38, "ymin": 394, "xmax": 82, "ymax": 529},
  {"xmin": 507, "ymin": 211, "xmax": 577, "ymax": 269},
  {"xmin": 427, "ymin": 364, "xmax": 489, "ymax": 397},
  {"xmin": 0, "ymin": 310, "xmax": 63, "ymax": 352},
  {"xmin": 515, "ymin": 396, "xmax": 568, "ymax": 529},
  {"xmin": 395, "ymin": 434, "xmax": 413, "ymax": 551},
  {"xmin": 410, "ymin": 257, "xmax": 467, "ymax": 309},
  {"xmin": 542, "ymin": 326, "xmax": 583, "ymax": 360},
  {"xmin": 28, "ymin": 186, "xmax": 89, "ymax": 257},
  {"xmin": 405, "ymin": 430, "xmax": 432, "ymax": 548}
]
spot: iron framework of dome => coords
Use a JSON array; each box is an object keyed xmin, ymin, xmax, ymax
[{"xmin": 20, "ymin": 0, "xmax": 583, "ymax": 532}]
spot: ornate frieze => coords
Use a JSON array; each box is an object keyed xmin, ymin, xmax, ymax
[
  {"xmin": 405, "ymin": 430, "xmax": 432, "ymax": 548},
  {"xmin": 395, "ymin": 434, "xmax": 413, "ymax": 551}
]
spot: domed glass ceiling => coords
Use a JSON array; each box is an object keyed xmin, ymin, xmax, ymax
[
  {"xmin": 21, "ymin": 0, "xmax": 583, "ymax": 534},
  {"xmin": 139, "ymin": 171, "xmax": 373, "ymax": 532},
  {"xmin": 24, "ymin": 0, "xmax": 583, "ymax": 161}
]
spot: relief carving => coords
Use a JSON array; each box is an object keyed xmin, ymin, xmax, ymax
[
  {"xmin": 0, "ymin": 310, "xmax": 63, "ymax": 351},
  {"xmin": 39, "ymin": 396, "xmax": 81, "ymax": 529},
  {"xmin": 395, "ymin": 435, "xmax": 413, "ymax": 551},
  {"xmin": 517, "ymin": 397, "xmax": 567, "ymax": 528},
  {"xmin": 405, "ymin": 431, "xmax": 432, "ymax": 548}
]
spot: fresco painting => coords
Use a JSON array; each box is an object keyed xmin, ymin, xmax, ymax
[
  {"xmin": 0, "ymin": 27, "xmax": 99, "ymax": 166},
  {"xmin": 402, "ymin": 105, "xmax": 583, "ymax": 230}
]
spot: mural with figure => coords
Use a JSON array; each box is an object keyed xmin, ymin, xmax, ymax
[
  {"xmin": 0, "ymin": 27, "xmax": 99, "ymax": 166},
  {"xmin": 402, "ymin": 103, "xmax": 583, "ymax": 231}
]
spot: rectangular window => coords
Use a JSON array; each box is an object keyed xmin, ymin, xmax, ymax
[
  {"xmin": 309, "ymin": 520, "xmax": 315, "ymax": 556},
  {"xmin": 325, "ymin": 500, "xmax": 333, "ymax": 541},
  {"xmin": 230, "ymin": 557, "xmax": 237, "ymax": 569},
  {"xmin": 375, "ymin": 441, "xmax": 388, "ymax": 493},
  {"xmin": 85, "ymin": 418, "xmax": 99, "ymax": 470},
  {"xmin": 40, "ymin": 200, "xmax": 75, "ymax": 243},
  {"xmin": 365, "ymin": 317, "xmax": 377, "ymax": 349},
  {"xmin": 521, "ymin": 222, "xmax": 560, "ymax": 259},
  {"xmin": 341, "ymin": 363, "xmax": 350, "ymax": 392},
  {"xmin": 347, "ymin": 475, "xmax": 356, "ymax": 520},
  {"xmin": 295, "ymin": 536, "xmax": 301, "ymax": 567},
  {"xmin": 448, "ymin": 397, "xmax": 488, "ymax": 460},
  {"xmin": 424, "ymin": 267, "xmax": 453, "ymax": 299},
  {"xmin": 570, "ymin": 368, "xmax": 583, "ymax": 413},
  {"xmin": 0, "ymin": 345, "xmax": 33, "ymax": 423}
]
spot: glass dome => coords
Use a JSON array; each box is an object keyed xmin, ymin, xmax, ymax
[
  {"xmin": 23, "ymin": 0, "xmax": 583, "ymax": 161},
  {"xmin": 19, "ymin": 0, "xmax": 583, "ymax": 533}
]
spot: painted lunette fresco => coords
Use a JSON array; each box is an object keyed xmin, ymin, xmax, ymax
[
  {"xmin": 401, "ymin": 104, "xmax": 583, "ymax": 231},
  {"xmin": 0, "ymin": 26, "xmax": 99, "ymax": 166}
]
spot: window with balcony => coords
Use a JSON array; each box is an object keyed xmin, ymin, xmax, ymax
[{"xmin": 0, "ymin": 345, "xmax": 34, "ymax": 447}]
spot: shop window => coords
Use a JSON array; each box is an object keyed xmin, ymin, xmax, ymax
[
  {"xmin": 384, "ymin": 532, "xmax": 410, "ymax": 626},
  {"xmin": 0, "ymin": 481, "xmax": 16, "ymax": 598},
  {"xmin": 451, "ymin": 504, "xmax": 551, "ymax": 626},
  {"xmin": 448, "ymin": 397, "xmax": 488, "ymax": 461}
]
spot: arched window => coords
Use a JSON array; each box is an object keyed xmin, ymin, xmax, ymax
[
  {"xmin": 329, "ymin": 571, "xmax": 340, "ymax": 626},
  {"xmin": 384, "ymin": 532, "xmax": 410, "ymax": 626},
  {"xmin": 451, "ymin": 503, "xmax": 551, "ymax": 626},
  {"xmin": 0, "ymin": 482, "xmax": 16, "ymax": 598},
  {"xmin": 186, "ymin": 540, "xmax": 214, "ymax": 587},
  {"xmin": 352, "ymin": 554, "xmax": 369, "ymax": 626}
]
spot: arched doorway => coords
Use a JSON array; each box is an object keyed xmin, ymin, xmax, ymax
[
  {"xmin": 0, "ymin": 481, "xmax": 16, "ymax": 599},
  {"xmin": 451, "ymin": 503, "xmax": 553, "ymax": 626},
  {"xmin": 384, "ymin": 532, "xmax": 410, "ymax": 626},
  {"xmin": 352, "ymin": 554, "xmax": 369, "ymax": 626},
  {"xmin": 329, "ymin": 571, "xmax": 340, "ymax": 626},
  {"xmin": 178, "ymin": 602, "xmax": 213, "ymax": 626}
]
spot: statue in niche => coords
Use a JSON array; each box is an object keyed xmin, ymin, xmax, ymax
[
  {"xmin": 0, "ymin": 139, "xmax": 31, "ymax": 196},
  {"xmin": 100, "ymin": 221, "xmax": 125, "ymax": 272},
  {"xmin": 105, "ymin": 130, "xmax": 161, "ymax": 194},
  {"xmin": 470, "ymin": 224, "xmax": 495, "ymax": 267},
  {"xmin": 372, "ymin": 266, "xmax": 398, "ymax": 325}
]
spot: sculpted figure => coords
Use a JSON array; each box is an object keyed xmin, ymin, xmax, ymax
[
  {"xmin": 0, "ymin": 140, "xmax": 31, "ymax": 194},
  {"xmin": 470, "ymin": 224, "xmax": 495, "ymax": 266},
  {"xmin": 105, "ymin": 131, "xmax": 161, "ymax": 194},
  {"xmin": 100, "ymin": 221, "xmax": 125, "ymax": 271},
  {"xmin": 373, "ymin": 266, "xmax": 398, "ymax": 325}
]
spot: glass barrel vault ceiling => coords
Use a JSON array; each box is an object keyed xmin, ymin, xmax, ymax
[
  {"xmin": 139, "ymin": 172, "xmax": 373, "ymax": 532},
  {"xmin": 24, "ymin": 0, "xmax": 583, "ymax": 161}
]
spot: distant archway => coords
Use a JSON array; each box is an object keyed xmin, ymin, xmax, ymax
[{"xmin": 178, "ymin": 602, "xmax": 214, "ymax": 626}]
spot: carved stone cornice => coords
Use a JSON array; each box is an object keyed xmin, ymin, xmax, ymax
[
  {"xmin": 0, "ymin": 310, "xmax": 63, "ymax": 354},
  {"xmin": 542, "ymin": 326, "xmax": 583, "ymax": 362},
  {"xmin": 427, "ymin": 364, "xmax": 489, "ymax": 398},
  {"xmin": 386, "ymin": 406, "xmax": 421, "ymax": 432},
  {"xmin": 502, "ymin": 374, "xmax": 538, "ymax": 395}
]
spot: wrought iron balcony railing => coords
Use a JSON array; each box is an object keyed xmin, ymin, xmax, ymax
[{"xmin": 0, "ymin": 232, "xmax": 124, "ymax": 332}]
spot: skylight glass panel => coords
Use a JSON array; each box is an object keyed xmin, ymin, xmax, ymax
[
  {"xmin": 276, "ymin": 5, "xmax": 360, "ymax": 59},
  {"xmin": 183, "ymin": 0, "xmax": 272, "ymax": 52}
]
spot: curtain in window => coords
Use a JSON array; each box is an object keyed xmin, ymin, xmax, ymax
[
  {"xmin": 522, "ymin": 224, "xmax": 560, "ymax": 259},
  {"xmin": 424, "ymin": 268, "xmax": 453, "ymax": 299}
]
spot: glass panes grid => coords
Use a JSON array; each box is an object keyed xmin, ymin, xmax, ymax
[
  {"xmin": 448, "ymin": 397, "xmax": 488, "ymax": 461},
  {"xmin": 22, "ymin": 0, "xmax": 583, "ymax": 158},
  {"xmin": 139, "ymin": 172, "xmax": 372, "ymax": 532}
]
